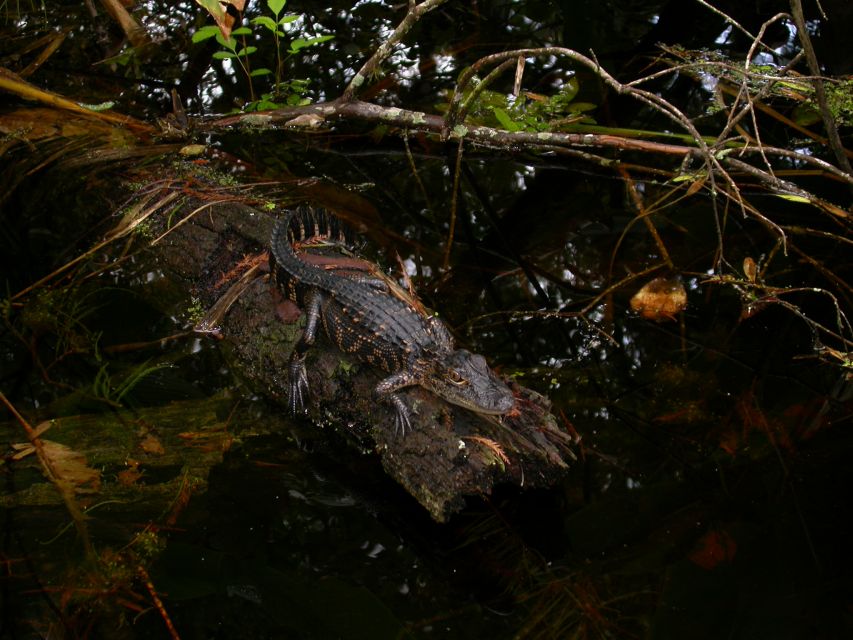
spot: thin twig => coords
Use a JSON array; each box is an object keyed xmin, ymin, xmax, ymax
[
  {"xmin": 402, "ymin": 130, "xmax": 434, "ymax": 215},
  {"xmin": 617, "ymin": 166, "xmax": 675, "ymax": 269},
  {"xmin": 341, "ymin": 0, "xmax": 449, "ymax": 102},
  {"xmin": 451, "ymin": 58, "xmax": 517, "ymax": 127},
  {"xmin": 443, "ymin": 138, "xmax": 464, "ymax": 270},
  {"xmin": 137, "ymin": 564, "xmax": 181, "ymax": 640},
  {"xmin": 10, "ymin": 191, "xmax": 181, "ymax": 302},
  {"xmin": 693, "ymin": 0, "xmax": 776, "ymax": 54}
]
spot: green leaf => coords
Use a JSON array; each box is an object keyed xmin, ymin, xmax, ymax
[
  {"xmin": 451, "ymin": 124, "xmax": 468, "ymax": 138},
  {"xmin": 191, "ymin": 25, "xmax": 220, "ymax": 43},
  {"xmin": 255, "ymin": 99, "xmax": 282, "ymax": 111},
  {"xmin": 562, "ymin": 76, "xmax": 580, "ymax": 101},
  {"xmin": 252, "ymin": 16, "xmax": 278, "ymax": 31},
  {"xmin": 522, "ymin": 114, "xmax": 546, "ymax": 131},
  {"xmin": 493, "ymin": 107, "xmax": 521, "ymax": 132},
  {"xmin": 777, "ymin": 194, "xmax": 811, "ymax": 203},
  {"xmin": 79, "ymin": 101, "xmax": 115, "ymax": 112},
  {"xmin": 289, "ymin": 35, "xmax": 333, "ymax": 53},
  {"xmin": 777, "ymin": 80, "xmax": 811, "ymax": 93},
  {"xmin": 212, "ymin": 51, "xmax": 236, "ymax": 60},
  {"xmin": 267, "ymin": 0, "xmax": 287, "ymax": 16},
  {"xmin": 214, "ymin": 33, "xmax": 237, "ymax": 50},
  {"xmin": 236, "ymin": 46, "xmax": 257, "ymax": 57},
  {"xmin": 672, "ymin": 172, "xmax": 704, "ymax": 183},
  {"xmin": 567, "ymin": 102, "xmax": 597, "ymax": 113},
  {"xmin": 231, "ymin": 26, "xmax": 252, "ymax": 36},
  {"xmin": 278, "ymin": 14, "xmax": 299, "ymax": 25},
  {"xmin": 791, "ymin": 104, "xmax": 821, "ymax": 126},
  {"xmin": 304, "ymin": 35, "xmax": 333, "ymax": 45},
  {"xmin": 250, "ymin": 68, "xmax": 273, "ymax": 77}
]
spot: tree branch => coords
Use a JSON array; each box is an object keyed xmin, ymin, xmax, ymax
[
  {"xmin": 789, "ymin": 0, "xmax": 853, "ymax": 184},
  {"xmin": 341, "ymin": 0, "xmax": 449, "ymax": 102}
]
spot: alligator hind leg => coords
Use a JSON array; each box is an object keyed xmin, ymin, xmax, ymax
[{"xmin": 288, "ymin": 288, "xmax": 323, "ymax": 414}]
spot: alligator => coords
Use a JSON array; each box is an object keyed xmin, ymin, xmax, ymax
[{"xmin": 269, "ymin": 206, "xmax": 516, "ymax": 434}]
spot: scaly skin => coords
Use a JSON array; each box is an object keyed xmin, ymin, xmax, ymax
[{"xmin": 270, "ymin": 206, "xmax": 515, "ymax": 434}]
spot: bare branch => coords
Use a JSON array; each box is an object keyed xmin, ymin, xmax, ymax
[{"xmin": 341, "ymin": 0, "xmax": 449, "ymax": 102}]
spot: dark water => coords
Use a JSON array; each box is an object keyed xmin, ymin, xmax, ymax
[{"xmin": 2, "ymin": 1, "xmax": 852, "ymax": 638}]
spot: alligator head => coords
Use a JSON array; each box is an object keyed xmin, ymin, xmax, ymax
[{"xmin": 426, "ymin": 349, "xmax": 515, "ymax": 415}]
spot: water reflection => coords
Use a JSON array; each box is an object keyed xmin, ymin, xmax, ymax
[{"xmin": 1, "ymin": 0, "xmax": 850, "ymax": 637}]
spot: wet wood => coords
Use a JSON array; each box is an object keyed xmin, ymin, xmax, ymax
[{"xmin": 140, "ymin": 187, "xmax": 576, "ymax": 521}]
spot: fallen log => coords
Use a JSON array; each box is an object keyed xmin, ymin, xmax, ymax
[{"xmin": 140, "ymin": 176, "xmax": 576, "ymax": 521}]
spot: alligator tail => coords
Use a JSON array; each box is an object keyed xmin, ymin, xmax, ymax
[{"xmin": 270, "ymin": 205, "xmax": 357, "ymax": 287}]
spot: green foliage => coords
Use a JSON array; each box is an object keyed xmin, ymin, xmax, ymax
[
  {"xmin": 192, "ymin": 0, "xmax": 333, "ymax": 111},
  {"xmin": 456, "ymin": 77, "xmax": 597, "ymax": 133},
  {"xmin": 19, "ymin": 286, "xmax": 103, "ymax": 358},
  {"xmin": 185, "ymin": 296, "xmax": 206, "ymax": 324},
  {"xmin": 825, "ymin": 78, "xmax": 853, "ymax": 126},
  {"xmin": 660, "ymin": 45, "xmax": 853, "ymax": 129},
  {"xmin": 91, "ymin": 360, "xmax": 171, "ymax": 407}
]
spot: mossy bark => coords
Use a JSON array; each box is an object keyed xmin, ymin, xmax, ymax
[
  {"xmin": 141, "ymin": 174, "xmax": 576, "ymax": 521},
  {"xmin": 4, "ymin": 164, "xmax": 576, "ymax": 525}
]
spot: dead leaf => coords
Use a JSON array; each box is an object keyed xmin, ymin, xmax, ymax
[
  {"xmin": 688, "ymin": 529, "xmax": 737, "ymax": 569},
  {"xmin": 686, "ymin": 175, "xmax": 707, "ymax": 196},
  {"xmin": 139, "ymin": 433, "xmax": 165, "ymax": 455},
  {"xmin": 284, "ymin": 113, "xmax": 325, "ymax": 129},
  {"xmin": 464, "ymin": 435, "xmax": 511, "ymax": 466},
  {"xmin": 117, "ymin": 461, "xmax": 143, "ymax": 486},
  {"xmin": 743, "ymin": 257, "xmax": 757, "ymax": 283},
  {"xmin": 630, "ymin": 276, "xmax": 687, "ymax": 322},
  {"xmin": 194, "ymin": 0, "xmax": 245, "ymax": 40},
  {"xmin": 13, "ymin": 440, "xmax": 101, "ymax": 493}
]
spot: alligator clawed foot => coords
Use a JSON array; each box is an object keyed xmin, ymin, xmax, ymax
[
  {"xmin": 388, "ymin": 394, "xmax": 412, "ymax": 437},
  {"xmin": 394, "ymin": 411, "xmax": 411, "ymax": 437},
  {"xmin": 288, "ymin": 358, "xmax": 310, "ymax": 414}
]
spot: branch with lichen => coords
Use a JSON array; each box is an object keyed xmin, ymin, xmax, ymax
[{"xmin": 340, "ymin": 0, "xmax": 449, "ymax": 102}]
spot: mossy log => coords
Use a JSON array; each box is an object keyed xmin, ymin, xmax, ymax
[{"xmin": 139, "ymin": 183, "xmax": 575, "ymax": 521}]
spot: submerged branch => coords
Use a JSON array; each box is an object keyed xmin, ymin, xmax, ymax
[{"xmin": 0, "ymin": 68, "xmax": 154, "ymax": 136}]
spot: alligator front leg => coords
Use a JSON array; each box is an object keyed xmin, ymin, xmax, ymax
[
  {"xmin": 374, "ymin": 370, "xmax": 419, "ymax": 436},
  {"xmin": 289, "ymin": 288, "xmax": 323, "ymax": 414}
]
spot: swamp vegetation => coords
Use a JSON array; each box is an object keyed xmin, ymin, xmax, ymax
[{"xmin": 1, "ymin": 0, "xmax": 852, "ymax": 638}]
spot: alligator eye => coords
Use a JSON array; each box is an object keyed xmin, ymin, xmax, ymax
[{"xmin": 448, "ymin": 371, "xmax": 468, "ymax": 386}]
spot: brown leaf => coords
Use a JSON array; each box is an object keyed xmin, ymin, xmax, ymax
[
  {"xmin": 16, "ymin": 440, "xmax": 101, "ymax": 493},
  {"xmin": 139, "ymin": 433, "xmax": 166, "ymax": 455},
  {"xmin": 629, "ymin": 276, "xmax": 687, "ymax": 322},
  {"xmin": 464, "ymin": 436, "xmax": 511, "ymax": 466},
  {"xmin": 194, "ymin": 0, "xmax": 245, "ymax": 40},
  {"xmin": 686, "ymin": 175, "xmax": 707, "ymax": 196},
  {"xmin": 743, "ymin": 257, "xmax": 757, "ymax": 283},
  {"xmin": 47, "ymin": 442, "xmax": 101, "ymax": 491},
  {"xmin": 688, "ymin": 529, "xmax": 737, "ymax": 569},
  {"xmin": 117, "ymin": 461, "xmax": 143, "ymax": 486}
]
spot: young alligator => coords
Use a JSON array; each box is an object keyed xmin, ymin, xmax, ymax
[{"xmin": 269, "ymin": 206, "xmax": 515, "ymax": 434}]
